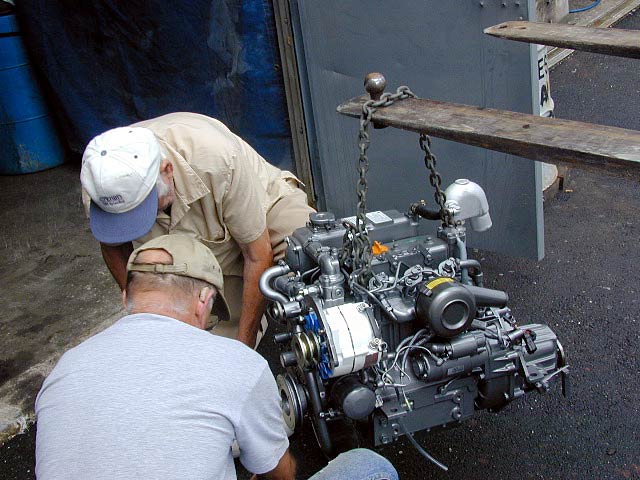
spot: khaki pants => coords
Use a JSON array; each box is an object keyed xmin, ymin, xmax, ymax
[
  {"xmin": 211, "ymin": 186, "xmax": 315, "ymax": 347},
  {"xmin": 210, "ymin": 275, "xmax": 269, "ymax": 347}
]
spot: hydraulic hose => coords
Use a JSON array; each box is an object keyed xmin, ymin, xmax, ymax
[
  {"xmin": 459, "ymin": 259, "xmax": 481, "ymax": 270},
  {"xmin": 410, "ymin": 202, "xmax": 442, "ymax": 221},
  {"xmin": 459, "ymin": 259, "xmax": 483, "ymax": 287},
  {"xmin": 569, "ymin": 0, "xmax": 601, "ymax": 13}
]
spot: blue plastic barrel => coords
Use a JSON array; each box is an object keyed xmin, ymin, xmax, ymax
[{"xmin": 0, "ymin": 13, "xmax": 65, "ymax": 174}]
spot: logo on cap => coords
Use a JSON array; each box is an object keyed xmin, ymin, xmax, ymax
[{"xmin": 99, "ymin": 194, "xmax": 126, "ymax": 206}]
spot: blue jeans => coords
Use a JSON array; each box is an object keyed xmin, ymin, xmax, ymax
[{"xmin": 308, "ymin": 448, "xmax": 398, "ymax": 480}]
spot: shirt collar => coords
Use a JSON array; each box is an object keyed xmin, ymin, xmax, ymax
[{"xmin": 157, "ymin": 139, "xmax": 209, "ymax": 228}]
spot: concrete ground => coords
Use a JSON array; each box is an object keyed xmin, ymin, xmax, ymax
[
  {"xmin": 2, "ymin": 4, "xmax": 640, "ymax": 480},
  {"xmin": 0, "ymin": 164, "xmax": 123, "ymax": 442}
]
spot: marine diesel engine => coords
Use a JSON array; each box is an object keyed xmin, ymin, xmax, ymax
[{"xmin": 260, "ymin": 179, "xmax": 568, "ymax": 466}]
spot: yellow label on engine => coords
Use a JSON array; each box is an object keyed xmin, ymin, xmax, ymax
[{"xmin": 426, "ymin": 277, "xmax": 454, "ymax": 290}]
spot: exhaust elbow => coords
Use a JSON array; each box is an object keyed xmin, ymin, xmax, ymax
[{"xmin": 444, "ymin": 179, "xmax": 492, "ymax": 232}]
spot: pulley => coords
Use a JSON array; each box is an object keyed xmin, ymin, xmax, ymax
[
  {"xmin": 276, "ymin": 373, "xmax": 307, "ymax": 436},
  {"xmin": 292, "ymin": 331, "xmax": 321, "ymax": 370}
]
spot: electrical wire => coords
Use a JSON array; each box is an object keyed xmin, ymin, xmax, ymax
[
  {"xmin": 401, "ymin": 330, "xmax": 431, "ymax": 376},
  {"xmin": 351, "ymin": 282, "xmax": 399, "ymax": 323},
  {"xmin": 399, "ymin": 421, "xmax": 449, "ymax": 471},
  {"xmin": 300, "ymin": 266, "xmax": 319, "ymax": 280},
  {"xmin": 569, "ymin": 0, "xmax": 601, "ymax": 13},
  {"xmin": 382, "ymin": 339, "xmax": 435, "ymax": 379}
]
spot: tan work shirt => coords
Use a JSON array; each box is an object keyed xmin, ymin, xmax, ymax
[
  {"xmin": 132, "ymin": 113, "xmax": 297, "ymax": 275},
  {"xmin": 132, "ymin": 113, "xmax": 301, "ymax": 277}
]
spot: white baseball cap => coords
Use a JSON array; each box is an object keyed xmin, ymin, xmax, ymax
[{"xmin": 81, "ymin": 127, "xmax": 162, "ymax": 244}]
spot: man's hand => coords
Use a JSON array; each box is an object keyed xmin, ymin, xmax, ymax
[
  {"xmin": 251, "ymin": 449, "xmax": 296, "ymax": 480},
  {"xmin": 100, "ymin": 242, "xmax": 134, "ymax": 291},
  {"xmin": 237, "ymin": 229, "xmax": 273, "ymax": 347}
]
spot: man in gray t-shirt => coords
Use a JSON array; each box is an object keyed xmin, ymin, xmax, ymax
[{"xmin": 35, "ymin": 235, "xmax": 293, "ymax": 479}]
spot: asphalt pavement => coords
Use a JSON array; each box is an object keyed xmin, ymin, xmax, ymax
[{"xmin": 2, "ymin": 8, "xmax": 640, "ymax": 480}]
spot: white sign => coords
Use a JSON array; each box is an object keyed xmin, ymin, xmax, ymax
[
  {"xmin": 342, "ymin": 211, "xmax": 393, "ymax": 226},
  {"xmin": 537, "ymin": 44, "xmax": 555, "ymax": 117}
]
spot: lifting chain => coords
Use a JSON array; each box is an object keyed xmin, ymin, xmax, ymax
[
  {"xmin": 346, "ymin": 84, "xmax": 453, "ymax": 286},
  {"xmin": 419, "ymin": 133, "xmax": 453, "ymax": 226}
]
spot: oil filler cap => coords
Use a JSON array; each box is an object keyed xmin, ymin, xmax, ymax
[{"xmin": 309, "ymin": 212, "xmax": 336, "ymax": 229}]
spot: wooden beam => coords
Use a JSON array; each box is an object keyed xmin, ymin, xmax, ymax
[
  {"xmin": 484, "ymin": 21, "xmax": 640, "ymax": 59},
  {"xmin": 336, "ymin": 95, "xmax": 640, "ymax": 179}
]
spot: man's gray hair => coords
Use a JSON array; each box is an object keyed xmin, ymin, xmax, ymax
[
  {"xmin": 125, "ymin": 271, "xmax": 215, "ymax": 314},
  {"xmin": 156, "ymin": 174, "xmax": 170, "ymax": 198}
]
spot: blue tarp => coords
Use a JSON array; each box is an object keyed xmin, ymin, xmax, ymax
[{"xmin": 15, "ymin": 0, "xmax": 293, "ymax": 170}]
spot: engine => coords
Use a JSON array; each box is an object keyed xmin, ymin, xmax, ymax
[{"xmin": 260, "ymin": 179, "xmax": 568, "ymax": 465}]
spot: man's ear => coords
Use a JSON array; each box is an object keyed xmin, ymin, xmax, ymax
[
  {"xmin": 160, "ymin": 159, "xmax": 173, "ymax": 178},
  {"xmin": 196, "ymin": 287, "xmax": 216, "ymax": 328}
]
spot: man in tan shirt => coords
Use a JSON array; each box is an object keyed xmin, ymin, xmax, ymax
[{"xmin": 80, "ymin": 112, "xmax": 314, "ymax": 347}]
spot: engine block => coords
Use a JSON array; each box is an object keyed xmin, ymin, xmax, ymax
[{"xmin": 260, "ymin": 180, "xmax": 567, "ymax": 464}]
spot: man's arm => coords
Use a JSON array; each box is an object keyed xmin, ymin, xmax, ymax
[
  {"xmin": 237, "ymin": 366, "xmax": 294, "ymax": 479},
  {"xmin": 100, "ymin": 242, "xmax": 133, "ymax": 291},
  {"xmin": 251, "ymin": 450, "xmax": 296, "ymax": 480},
  {"xmin": 237, "ymin": 229, "xmax": 273, "ymax": 347}
]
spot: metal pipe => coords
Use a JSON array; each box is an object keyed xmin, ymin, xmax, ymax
[
  {"xmin": 317, "ymin": 252, "xmax": 339, "ymax": 275},
  {"xmin": 456, "ymin": 235, "xmax": 471, "ymax": 285},
  {"xmin": 259, "ymin": 264, "xmax": 291, "ymax": 305}
]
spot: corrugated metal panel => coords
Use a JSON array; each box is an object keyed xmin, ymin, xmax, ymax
[{"xmin": 291, "ymin": 0, "xmax": 544, "ymax": 259}]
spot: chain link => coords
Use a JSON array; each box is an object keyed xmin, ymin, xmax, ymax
[
  {"xmin": 346, "ymin": 85, "xmax": 451, "ymax": 286},
  {"xmin": 419, "ymin": 134, "xmax": 453, "ymax": 226}
]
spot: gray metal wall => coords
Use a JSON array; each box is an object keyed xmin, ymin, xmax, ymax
[{"xmin": 291, "ymin": 0, "xmax": 544, "ymax": 259}]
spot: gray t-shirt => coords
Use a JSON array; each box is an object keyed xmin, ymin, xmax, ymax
[{"xmin": 35, "ymin": 313, "xmax": 289, "ymax": 480}]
